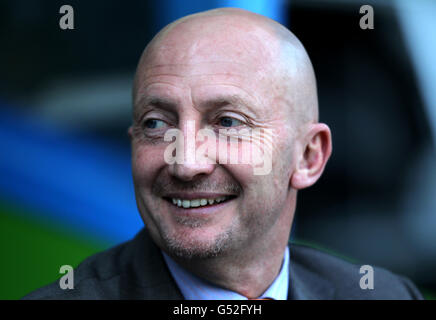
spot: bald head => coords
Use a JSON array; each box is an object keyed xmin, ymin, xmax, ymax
[{"xmin": 133, "ymin": 8, "xmax": 318, "ymax": 128}]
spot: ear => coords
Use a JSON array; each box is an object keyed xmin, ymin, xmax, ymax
[{"xmin": 290, "ymin": 123, "xmax": 332, "ymax": 190}]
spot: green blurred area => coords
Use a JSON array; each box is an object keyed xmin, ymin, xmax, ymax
[
  {"xmin": 0, "ymin": 202, "xmax": 107, "ymax": 299},
  {"xmin": 420, "ymin": 289, "xmax": 436, "ymax": 300}
]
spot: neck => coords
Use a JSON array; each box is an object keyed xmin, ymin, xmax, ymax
[
  {"xmin": 170, "ymin": 195, "xmax": 295, "ymax": 298},
  {"xmin": 173, "ymin": 239, "xmax": 288, "ymax": 298}
]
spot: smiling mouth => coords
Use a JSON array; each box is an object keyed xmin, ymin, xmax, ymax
[{"xmin": 163, "ymin": 196, "xmax": 236, "ymax": 209}]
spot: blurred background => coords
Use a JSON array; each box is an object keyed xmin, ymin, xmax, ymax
[{"xmin": 1, "ymin": 0, "xmax": 435, "ymax": 299}]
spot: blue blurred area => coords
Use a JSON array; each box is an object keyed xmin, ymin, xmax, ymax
[
  {"xmin": 155, "ymin": 0, "xmax": 287, "ymax": 27},
  {"xmin": 396, "ymin": 0, "xmax": 436, "ymax": 143},
  {"xmin": 0, "ymin": 103, "xmax": 142, "ymax": 244}
]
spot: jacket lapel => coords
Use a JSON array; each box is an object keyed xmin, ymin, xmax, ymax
[{"xmin": 122, "ymin": 228, "xmax": 184, "ymax": 299}]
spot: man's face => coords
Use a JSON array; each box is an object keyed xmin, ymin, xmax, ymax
[{"xmin": 130, "ymin": 19, "xmax": 297, "ymax": 259}]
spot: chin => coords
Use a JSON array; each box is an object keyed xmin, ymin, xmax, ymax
[{"xmin": 160, "ymin": 224, "xmax": 235, "ymax": 260}]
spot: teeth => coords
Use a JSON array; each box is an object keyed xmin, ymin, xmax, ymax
[
  {"xmin": 190, "ymin": 199, "xmax": 200, "ymax": 207},
  {"xmin": 182, "ymin": 200, "xmax": 190, "ymax": 208},
  {"xmin": 170, "ymin": 196, "xmax": 230, "ymax": 208},
  {"xmin": 216, "ymin": 196, "xmax": 226, "ymax": 203}
]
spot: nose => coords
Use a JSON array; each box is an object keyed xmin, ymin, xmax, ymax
[
  {"xmin": 169, "ymin": 162, "xmax": 216, "ymax": 181},
  {"xmin": 167, "ymin": 119, "xmax": 216, "ymax": 181}
]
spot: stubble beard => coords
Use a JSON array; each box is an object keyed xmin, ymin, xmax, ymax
[{"xmin": 160, "ymin": 217, "xmax": 240, "ymax": 260}]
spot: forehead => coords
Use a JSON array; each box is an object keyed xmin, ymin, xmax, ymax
[
  {"xmin": 134, "ymin": 61, "xmax": 265, "ymax": 121},
  {"xmin": 134, "ymin": 24, "xmax": 283, "ymax": 107}
]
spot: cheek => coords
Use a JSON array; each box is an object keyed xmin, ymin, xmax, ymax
[
  {"xmin": 228, "ymin": 165, "xmax": 287, "ymax": 234},
  {"xmin": 224, "ymin": 163, "xmax": 280, "ymax": 206},
  {"xmin": 132, "ymin": 143, "xmax": 167, "ymax": 185},
  {"xmin": 251, "ymin": 140, "xmax": 294, "ymax": 205}
]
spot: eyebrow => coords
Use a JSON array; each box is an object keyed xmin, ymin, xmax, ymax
[
  {"xmin": 196, "ymin": 94, "xmax": 260, "ymax": 120},
  {"xmin": 133, "ymin": 96, "xmax": 177, "ymax": 120}
]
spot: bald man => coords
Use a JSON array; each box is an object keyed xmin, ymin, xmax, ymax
[{"xmin": 24, "ymin": 8, "xmax": 422, "ymax": 300}]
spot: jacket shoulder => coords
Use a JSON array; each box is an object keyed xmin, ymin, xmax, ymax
[{"xmin": 289, "ymin": 243, "xmax": 423, "ymax": 299}]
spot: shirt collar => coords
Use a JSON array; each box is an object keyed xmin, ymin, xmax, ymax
[{"xmin": 162, "ymin": 246, "xmax": 289, "ymax": 300}]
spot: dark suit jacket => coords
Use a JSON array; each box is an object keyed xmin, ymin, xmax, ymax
[{"xmin": 23, "ymin": 228, "xmax": 423, "ymax": 299}]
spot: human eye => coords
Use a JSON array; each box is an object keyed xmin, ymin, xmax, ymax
[
  {"xmin": 218, "ymin": 116, "xmax": 243, "ymax": 128},
  {"xmin": 143, "ymin": 118, "xmax": 169, "ymax": 129}
]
